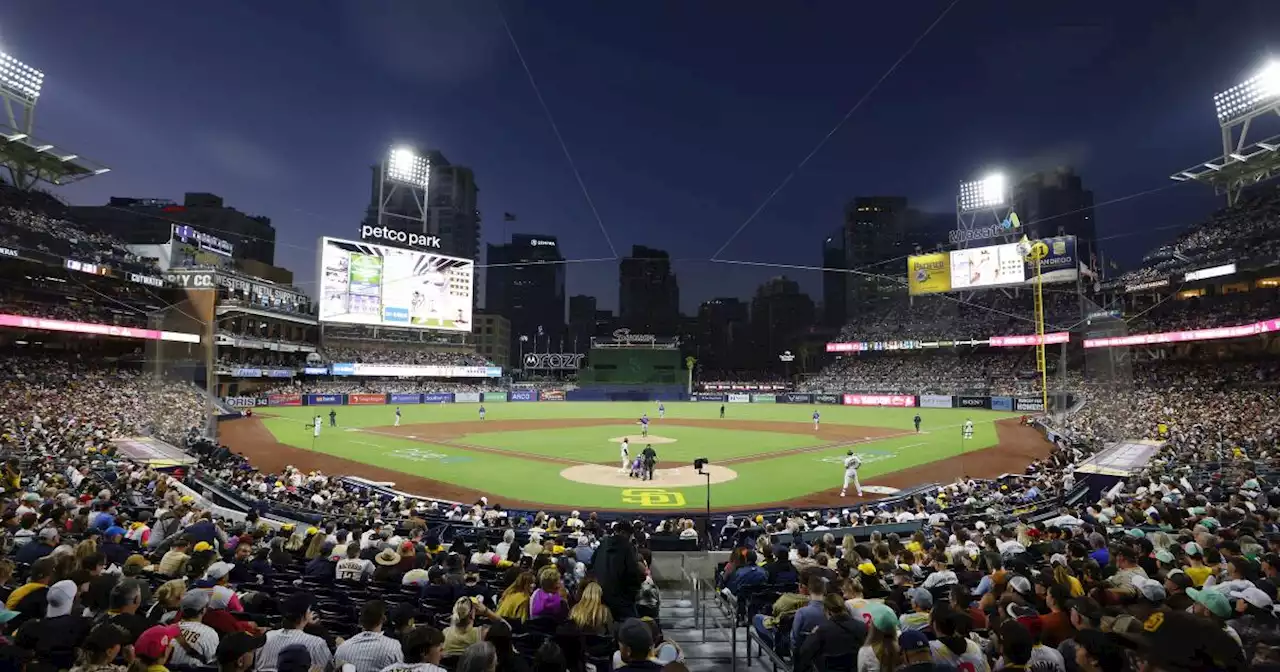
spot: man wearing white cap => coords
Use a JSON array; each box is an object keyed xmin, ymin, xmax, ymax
[{"xmin": 171, "ymin": 590, "xmax": 220, "ymax": 666}]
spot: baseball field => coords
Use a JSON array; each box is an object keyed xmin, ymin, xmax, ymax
[{"xmin": 218, "ymin": 402, "xmax": 1050, "ymax": 512}]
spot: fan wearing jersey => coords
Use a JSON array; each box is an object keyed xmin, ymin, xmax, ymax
[
  {"xmin": 929, "ymin": 607, "xmax": 991, "ymax": 672},
  {"xmin": 840, "ymin": 451, "xmax": 863, "ymax": 498}
]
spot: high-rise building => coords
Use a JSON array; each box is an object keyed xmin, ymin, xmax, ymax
[
  {"xmin": 471, "ymin": 313, "xmax": 511, "ymax": 368},
  {"xmin": 71, "ymin": 193, "xmax": 277, "ymax": 266},
  {"xmin": 568, "ymin": 295, "xmax": 600, "ymax": 351},
  {"xmin": 618, "ymin": 245, "xmax": 679, "ymax": 335},
  {"xmin": 486, "ymin": 234, "xmax": 565, "ymax": 355},
  {"xmin": 696, "ymin": 297, "xmax": 749, "ymax": 370},
  {"xmin": 821, "ymin": 228, "xmax": 847, "ymax": 327},
  {"xmin": 364, "ymin": 149, "xmax": 480, "ymax": 261},
  {"xmin": 750, "ymin": 276, "xmax": 815, "ymax": 363},
  {"xmin": 1013, "ymin": 167, "xmax": 1096, "ymax": 260}
]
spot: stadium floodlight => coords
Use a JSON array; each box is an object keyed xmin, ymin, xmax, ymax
[
  {"xmin": 1214, "ymin": 60, "xmax": 1280, "ymax": 124},
  {"xmin": 958, "ymin": 173, "xmax": 1008, "ymax": 212},
  {"xmin": 386, "ymin": 146, "xmax": 430, "ymax": 188},
  {"xmin": 0, "ymin": 51, "xmax": 44, "ymax": 104}
]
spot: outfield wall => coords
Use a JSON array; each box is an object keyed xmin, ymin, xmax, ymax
[{"xmin": 224, "ymin": 391, "xmax": 1060, "ymax": 409}]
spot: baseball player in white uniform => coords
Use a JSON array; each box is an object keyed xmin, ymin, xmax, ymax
[
  {"xmin": 313, "ymin": 416, "xmax": 322, "ymax": 438},
  {"xmin": 963, "ymin": 419, "xmax": 975, "ymax": 440},
  {"xmin": 619, "ymin": 438, "xmax": 631, "ymax": 472},
  {"xmin": 840, "ymin": 450, "xmax": 863, "ymax": 497}
]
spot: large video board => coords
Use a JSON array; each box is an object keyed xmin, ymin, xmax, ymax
[
  {"xmin": 949, "ymin": 243, "xmax": 1026, "ymax": 290},
  {"xmin": 318, "ymin": 237, "xmax": 473, "ymax": 331}
]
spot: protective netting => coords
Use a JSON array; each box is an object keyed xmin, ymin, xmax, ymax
[{"xmin": 141, "ymin": 285, "xmax": 218, "ymax": 445}]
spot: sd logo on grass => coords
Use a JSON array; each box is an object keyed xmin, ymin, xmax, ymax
[{"xmin": 622, "ymin": 488, "xmax": 686, "ymax": 508}]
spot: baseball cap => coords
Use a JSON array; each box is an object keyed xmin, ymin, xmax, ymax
[
  {"xmin": 0, "ymin": 609, "xmax": 20, "ymax": 625},
  {"xmin": 1111, "ymin": 611, "xmax": 1245, "ymax": 672},
  {"xmin": 1184, "ymin": 542, "xmax": 1202, "ymax": 557},
  {"xmin": 865, "ymin": 602, "xmax": 899, "ymax": 633},
  {"xmin": 38, "ymin": 528, "xmax": 58, "ymax": 541},
  {"xmin": 908, "ymin": 587, "xmax": 933, "ymax": 609},
  {"xmin": 277, "ymin": 645, "xmax": 312, "ymax": 672},
  {"xmin": 1165, "ymin": 572, "xmax": 1193, "ymax": 591},
  {"xmin": 205, "ymin": 562, "xmax": 233, "ymax": 581},
  {"xmin": 104, "ymin": 526, "xmax": 126, "ymax": 539},
  {"xmin": 46, "ymin": 580, "xmax": 77, "ymax": 618},
  {"xmin": 1230, "ymin": 586, "xmax": 1274, "ymax": 610},
  {"xmin": 1187, "ymin": 587, "xmax": 1232, "ymax": 618},
  {"xmin": 617, "ymin": 618, "xmax": 654, "ymax": 658},
  {"xmin": 193, "ymin": 541, "xmax": 213, "ymax": 552},
  {"xmin": 134, "ymin": 625, "xmax": 181, "ymax": 660},
  {"xmin": 898, "ymin": 629, "xmax": 930, "ymax": 652},
  {"xmin": 1008, "ymin": 575, "xmax": 1033, "ymax": 596},
  {"xmin": 1154, "ymin": 549, "xmax": 1175, "ymax": 564},
  {"xmin": 180, "ymin": 590, "xmax": 211, "ymax": 614},
  {"xmin": 216, "ymin": 632, "xmax": 267, "ymax": 665},
  {"xmin": 1132, "ymin": 576, "xmax": 1167, "ymax": 603},
  {"xmin": 83, "ymin": 623, "xmax": 131, "ymax": 652}
]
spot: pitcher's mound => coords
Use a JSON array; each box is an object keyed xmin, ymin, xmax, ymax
[
  {"xmin": 608, "ymin": 435, "xmax": 677, "ymax": 444},
  {"xmin": 561, "ymin": 463, "xmax": 737, "ymax": 488}
]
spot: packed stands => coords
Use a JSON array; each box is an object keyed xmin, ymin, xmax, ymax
[
  {"xmin": 321, "ymin": 346, "xmax": 491, "ymax": 367},
  {"xmin": 0, "ymin": 185, "xmax": 159, "ymax": 276},
  {"xmin": 799, "ymin": 351, "xmax": 1042, "ymax": 395}
]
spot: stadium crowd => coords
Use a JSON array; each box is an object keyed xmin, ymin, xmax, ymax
[
  {"xmin": 258, "ymin": 380, "xmax": 506, "ymax": 396},
  {"xmin": 320, "ymin": 347, "xmax": 491, "ymax": 368},
  {"xmin": 799, "ymin": 351, "xmax": 1040, "ymax": 396},
  {"xmin": 0, "ymin": 187, "xmax": 159, "ymax": 276}
]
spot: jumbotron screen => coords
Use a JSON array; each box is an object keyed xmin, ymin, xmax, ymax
[{"xmin": 318, "ymin": 237, "xmax": 473, "ymax": 331}]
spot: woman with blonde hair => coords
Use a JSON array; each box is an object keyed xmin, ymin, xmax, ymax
[
  {"xmin": 73, "ymin": 539, "xmax": 99, "ymax": 566},
  {"xmin": 496, "ymin": 571, "xmax": 535, "ymax": 622},
  {"xmin": 444, "ymin": 596, "xmax": 504, "ymax": 656},
  {"xmin": 841, "ymin": 535, "xmax": 858, "ymax": 562},
  {"xmin": 303, "ymin": 530, "xmax": 327, "ymax": 560},
  {"xmin": 857, "ymin": 603, "xmax": 900, "ymax": 672},
  {"xmin": 146, "ymin": 579, "xmax": 186, "ymax": 623},
  {"xmin": 568, "ymin": 582, "xmax": 612, "ymax": 634}
]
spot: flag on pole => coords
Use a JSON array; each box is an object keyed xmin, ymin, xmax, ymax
[{"xmin": 503, "ymin": 212, "xmax": 517, "ymax": 221}]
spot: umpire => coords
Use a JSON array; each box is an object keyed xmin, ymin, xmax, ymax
[{"xmin": 641, "ymin": 444, "xmax": 657, "ymax": 481}]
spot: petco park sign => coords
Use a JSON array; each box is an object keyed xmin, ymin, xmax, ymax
[
  {"xmin": 359, "ymin": 225, "xmax": 441, "ymax": 250},
  {"xmin": 610, "ymin": 328, "xmax": 656, "ymax": 345}
]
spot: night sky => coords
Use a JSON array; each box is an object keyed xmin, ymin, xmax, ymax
[{"xmin": 4, "ymin": 1, "xmax": 1279, "ymax": 314}]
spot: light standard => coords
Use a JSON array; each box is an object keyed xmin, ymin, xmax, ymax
[{"xmin": 519, "ymin": 335, "xmax": 529, "ymax": 378}]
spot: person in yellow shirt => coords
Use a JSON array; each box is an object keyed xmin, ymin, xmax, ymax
[{"xmin": 1183, "ymin": 542, "xmax": 1214, "ymax": 587}]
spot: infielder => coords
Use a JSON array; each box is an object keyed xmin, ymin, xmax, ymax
[
  {"xmin": 963, "ymin": 418, "xmax": 974, "ymax": 440},
  {"xmin": 329, "ymin": 410, "xmax": 337, "ymax": 427},
  {"xmin": 619, "ymin": 438, "xmax": 631, "ymax": 472},
  {"xmin": 312, "ymin": 415, "xmax": 322, "ymax": 439},
  {"xmin": 658, "ymin": 402, "xmax": 665, "ymax": 419},
  {"xmin": 840, "ymin": 450, "xmax": 863, "ymax": 497},
  {"xmin": 914, "ymin": 414, "xmax": 922, "ymax": 433},
  {"xmin": 639, "ymin": 414, "xmax": 650, "ymax": 438},
  {"xmin": 812, "ymin": 410, "xmax": 821, "ymax": 431},
  {"xmin": 479, "ymin": 405, "xmax": 486, "ymax": 420},
  {"xmin": 394, "ymin": 407, "xmax": 402, "ymax": 427}
]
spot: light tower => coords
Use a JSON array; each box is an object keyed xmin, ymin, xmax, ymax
[
  {"xmin": 952, "ymin": 173, "xmax": 1019, "ymax": 249},
  {"xmin": 1171, "ymin": 60, "xmax": 1280, "ymax": 205},
  {"xmin": 0, "ymin": 51, "xmax": 109, "ymax": 189},
  {"xmin": 372, "ymin": 145, "xmax": 432, "ymax": 235}
]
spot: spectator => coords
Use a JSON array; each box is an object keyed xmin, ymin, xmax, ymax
[{"xmin": 334, "ymin": 601, "xmax": 404, "ymax": 672}]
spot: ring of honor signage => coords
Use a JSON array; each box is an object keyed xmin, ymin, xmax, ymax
[{"xmin": 522, "ymin": 353, "xmax": 584, "ymax": 370}]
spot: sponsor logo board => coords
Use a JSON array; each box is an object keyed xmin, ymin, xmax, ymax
[
  {"xmin": 727, "ymin": 393, "xmax": 751, "ymax": 403},
  {"xmin": 454, "ymin": 392, "xmax": 482, "ymax": 403},
  {"xmin": 751, "ymin": 394, "xmax": 776, "ymax": 403},
  {"xmin": 306, "ymin": 394, "xmax": 343, "ymax": 406},
  {"xmin": 389, "ymin": 393, "xmax": 423, "ymax": 404},
  {"xmin": 540, "ymin": 389, "xmax": 566, "ymax": 401},
  {"xmin": 778, "ymin": 393, "xmax": 812, "ymax": 404},
  {"xmin": 223, "ymin": 397, "xmax": 258, "ymax": 408},
  {"xmin": 268, "ymin": 394, "xmax": 302, "ymax": 407},
  {"xmin": 330, "ymin": 363, "xmax": 356, "ymax": 376},
  {"xmin": 919, "ymin": 394, "xmax": 954, "ymax": 409},
  {"xmin": 694, "ymin": 393, "xmax": 727, "ymax": 402},
  {"xmin": 348, "ymin": 393, "xmax": 387, "ymax": 405},
  {"xmin": 842, "ymin": 394, "xmax": 916, "ymax": 407},
  {"xmin": 991, "ymin": 396, "xmax": 1013, "ymax": 411},
  {"xmin": 421, "ymin": 393, "xmax": 454, "ymax": 403},
  {"xmin": 509, "ymin": 390, "xmax": 537, "ymax": 402},
  {"xmin": 482, "ymin": 392, "xmax": 507, "ymax": 403},
  {"xmin": 958, "ymin": 396, "xmax": 990, "ymax": 409},
  {"xmin": 906, "ymin": 252, "xmax": 951, "ymax": 296},
  {"xmin": 1014, "ymin": 397, "xmax": 1045, "ymax": 412},
  {"xmin": 814, "ymin": 394, "xmax": 841, "ymax": 405}
]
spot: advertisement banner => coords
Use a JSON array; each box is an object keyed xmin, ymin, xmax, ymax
[
  {"xmin": 843, "ymin": 394, "xmax": 916, "ymax": 407},
  {"xmin": 778, "ymin": 393, "xmax": 813, "ymax": 404},
  {"xmin": 751, "ymin": 394, "xmax": 776, "ymax": 403},
  {"xmin": 727, "ymin": 393, "xmax": 751, "ymax": 403},
  {"xmin": 919, "ymin": 394, "xmax": 954, "ymax": 409},
  {"xmin": 268, "ymin": 394, "xmax": 302, "ymax": 407},
  {"xmin": 694, "ymin": 393, "xmax": 727, "ymax": 402},
  {"xmin": 303, "ymin": 367, "xmax": 328, "ymax": 375},
  {"xmin": 336, "ymin": 363, "xmax": 502, "ymax": 378},
  {"xmin": 1029, "ymin": 236, "xmax": 1079, "ymax": 284},
  {"xmin": 482, "ymin": 392, "xmax": 508, "ymax": 403},
  {"xmin": 906, "ymin": 253, "xmax": 952, "ymax": 296},
  {"xmin": 509, "ymin": 390, "xmax": 538, "ymax": 402},
  {"xmin": 232, "ymin": 368, "xmax": 262, "ymax": 378},
  {"xmin": 420, "ymin": 393, "xmax": 454, "ymax": 404},
  {"xmin": 1014, "ymin": 397, "xmax": 1045, "ymax": 412},
  {"xmin": 454, "ymin": 392, "xmax": 482, "ymax": 403},
  {"xmin": 222, "ymin": 397, "xmax": 258, "ymax": 408},
  {"xmin": 540, "ymin": 389, "xmax": 566, "ymax": 401},
  {"xmin": 389, "ymin": 393, "xmax": 423, "ymax": 404},
  {"xmin": 957, "ymin": 396, "xmax": 991, "ymax": 410},
  {"xmin": 991, "ymin": 396, "xmax": 1013, "ymax": 411},
  {"xmin": 348, "ymin": 393, "xmax": 387, "ymax": 405},
  {"xmin": 989, "ymin": 332, "xmax": 1071, "ymax": 347},
  {"xmin": 330, "ymin": 363, "xmax": 356, "ymax": 376},
  {"xmin": 255, "ymin": 398, "xmax": 269, "ymax": 408},
  {"xmin": 1083, "ymin": 317, "xmax": 1280, "ymax": 349},
  {"xmin": 814, "ymin": 394, "xmax": 841, "ymax": 405},
  {"xmin": 304, "ymin": 394, "xmax": 342, "ymax": 406}
]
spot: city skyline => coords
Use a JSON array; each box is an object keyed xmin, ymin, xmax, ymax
[{"xmin": 2, "ymin": 2, "xmax": 1277, "ymax": 313}]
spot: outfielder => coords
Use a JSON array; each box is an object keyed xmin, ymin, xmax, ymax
[
  {"xmin": 963, "ymin": 418, "xmax": 974, "ymax": 440},
  {"xmin": 812, "ymin": 410, "xmax": 821, "ymax": 431},
  {"xmin": 619, "ymin": 438, "xmax": 631, "ymax": 472},
  {"xmin": 840, "ymin": 450, "xmax": 863, "ymax": 497},
  {"xmin": 394, "ymin": 407, "xmax": 402, "ymax": 427}
]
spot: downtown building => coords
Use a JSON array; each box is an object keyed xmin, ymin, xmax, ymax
[
  {"xmin": 485, "ymin": 234, "xmax": 566, "ymax": 358},
  {"xmin": 363, "ymin": 149, "xmax": 480, "ymax": 262},
  {"xmin": 618, "ymin": 245, "xmax": 680, "ymax": 336}
]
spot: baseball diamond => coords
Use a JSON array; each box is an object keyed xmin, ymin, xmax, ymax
[{"xmin": 220, "ymin": 401, "xmax": 1047, "ymax": 511}]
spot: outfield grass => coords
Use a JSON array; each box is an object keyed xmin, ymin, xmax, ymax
[{"xmin": 254, "ymin": 402, "xmax": 1018, "ymax": 510}]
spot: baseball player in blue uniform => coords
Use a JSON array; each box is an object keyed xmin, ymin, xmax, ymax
[
  {"xmin": 479, "ymin": 405, "xmax": 486, "ymax": 420},
  {"xmin": 658, "ymin": 402, "xmax": 665, "ymax": 419},
  {"xmin": 640, "ymin": 414, "xmax": 650, "ymax": 437},
  {"xmin": 813, "ymin": 410, "xmax": 821, "ymax": 430}
]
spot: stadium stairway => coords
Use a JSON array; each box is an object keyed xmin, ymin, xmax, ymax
[{"xmin": 656, "ymin": 581, "xmax": 748, "ymax": 672}]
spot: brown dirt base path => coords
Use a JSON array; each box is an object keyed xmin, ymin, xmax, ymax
[{"xmin": 218, "ymin": 416, "xmax": 1051, "ymax": 514}]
